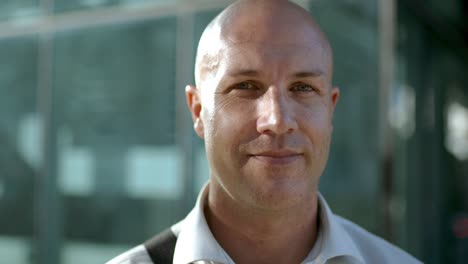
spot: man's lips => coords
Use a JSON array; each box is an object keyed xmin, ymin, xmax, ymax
[{"xmin": 249, "ymin": 150, "xmax": 303, "ymax": 165}]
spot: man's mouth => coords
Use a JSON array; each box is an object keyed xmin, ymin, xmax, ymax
[{"xmin": 249, "ymin": 150, "xmax": 303, "ymax": 165}]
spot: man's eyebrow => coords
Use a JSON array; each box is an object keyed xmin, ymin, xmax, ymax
[
  {"xmin": 293, "ymin": 71, "xmax": 324, "ymax": 78},
  {"xmin": 226, "ymin": 69, "xmax": 259, "ymax": 77},
  {"xmin": 225, "ymin": 70, "xmax": 325, "ymax": 78}
]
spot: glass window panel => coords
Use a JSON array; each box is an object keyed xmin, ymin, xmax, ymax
[
  {"xmin": 0, "ymin": 0, "xmax": 40, "ymax": 21},
  {"xmin": 396, "ymin": 6, "xmax": 468, "ymax": 261},
  {"xmin": 62, "ymin": 241, "xmax": 129, "ymax": 264},
  {"xmin": 0, "ymin": 236, "xmax": 31, "ymax": 264},
  {"xmin": 54, "ymin": 0, "xmax": 173, "ymax": 14},
  {"xmin": 0, "ymin": 36, "xmax": 38, "ymax": 264},
  {"xmin": 53, "ymin": 17, "xmax": 182, "ymax": 262}
]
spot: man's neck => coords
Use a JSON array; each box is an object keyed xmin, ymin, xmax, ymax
[{"xmin": 205, "ymin": 185, "xmax": 319, "ymax": 264}]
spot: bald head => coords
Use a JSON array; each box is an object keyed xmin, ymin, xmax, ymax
[{"xmin": 194, "ymin": 0, "xmax": 333, "ymax": 87}]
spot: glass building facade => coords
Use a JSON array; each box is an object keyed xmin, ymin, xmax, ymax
[{"xmin": 0, "ymin": 0, "xmax": 466, "ymax": 263}]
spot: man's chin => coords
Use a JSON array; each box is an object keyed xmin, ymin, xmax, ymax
[{"xmin": 243, "ymin": 182, "xmax": 316, "ymax": 211}]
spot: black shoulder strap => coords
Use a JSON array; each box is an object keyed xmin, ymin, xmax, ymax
[{"xmin": 144, "ymin": 228, "xmax": 178, "ymax": 264}]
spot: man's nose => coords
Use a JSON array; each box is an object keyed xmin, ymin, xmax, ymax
[{"xmin": 256, "ymin": 87, "xmax": 298, "ymax": 135}]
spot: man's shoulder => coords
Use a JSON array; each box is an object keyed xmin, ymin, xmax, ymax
[
  {"xmin": 105, "ymin": 228, "xmax": 178, "ymax": 264},
  {"xmin": 334, "ymin": 215, "xmax": 422, "ymax": 264}
]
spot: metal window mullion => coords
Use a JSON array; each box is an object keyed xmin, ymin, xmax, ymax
[
  {"xmin": 174, "ymin": 4, "xmax": 196, "ymax": 215},
  {"xmin": 35, "ymin": 32, "xmax": 61, "ymax": 264},
  {"xmin": 378, "ymin": 0, "xmax": 397, "ymax": 242},
  {"xmin": 34, "ymin": 0, "xmax": 62, "ymax": 263}
]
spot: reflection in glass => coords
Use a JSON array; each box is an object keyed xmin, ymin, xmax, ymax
[
  {"xmin": 446, "ymin": 102, "xmax": 468, "ymax": 160},
  {"xmin": 0, "ymin": 0, "xmax": 40, "ymax": 21},
  {"xmin": 54, "ymin": 0, "xmax": 173, "ymax": 13},
  {"xmin": 0, "ymin": 36, "xmax": 38, "ymax": 264}
]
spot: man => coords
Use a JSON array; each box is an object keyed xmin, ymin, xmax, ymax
[{"xmin": 107, "ymin": 0, "xmax": 422, "ymax": 263}]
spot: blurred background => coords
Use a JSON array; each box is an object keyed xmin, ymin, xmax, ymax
[{"xmin": 0, "ymin": 0, "xmax": 466, "ymax": 263}]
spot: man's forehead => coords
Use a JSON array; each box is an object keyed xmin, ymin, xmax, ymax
[
  {"xmin": 219, "ymin": 42, "xmax": 330, "ymax": 74},
  {"xmin": 196, "ymin": 39, "xmax": 332, "ymax": 88}
]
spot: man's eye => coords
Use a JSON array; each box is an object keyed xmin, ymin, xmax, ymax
[
  {"xmin": 292, "ymin": 83, "xmax": 315, "ymax": 92},
  {"xmin": 234, "ymin": 82, "xmax": 256, "ymax": 90}
]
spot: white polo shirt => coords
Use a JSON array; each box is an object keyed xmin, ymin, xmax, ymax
[{"xmin": 106, "ymin": 183, "xmax": 422, "ymax": 264}]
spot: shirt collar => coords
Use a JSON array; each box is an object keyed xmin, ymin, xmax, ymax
[
  {"xmin": 172, "ymin": 183, "xmax": 364, "ymax": 264},
  {"xmin": 173, "ymin": 183, "xmax": 235, "ymax": 264},
  {"xmin": 309, "ymin": 193, "xmax": 365, "ymax": 264}
]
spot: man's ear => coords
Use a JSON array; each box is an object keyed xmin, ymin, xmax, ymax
[
  {"xmin": 330, "ymin": 86, "xmax": 340, "ymax": 113},
  {"xmin": 185, "ymin": 85, "xmax": 204, "ymax": 139}
]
